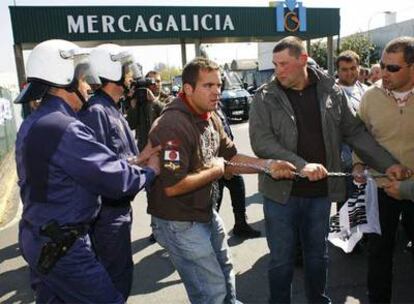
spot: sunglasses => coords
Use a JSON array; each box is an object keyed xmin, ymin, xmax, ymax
[{"xmin": 380, "ymin": 61, "xmax": 411, "ymax": 73}]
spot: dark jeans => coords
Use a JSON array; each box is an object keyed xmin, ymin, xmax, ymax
[
  {"xmin": 91, "ymin": 205, "xmax": 133, "ymax": 301},
  {"xmin": 264, "ymin": 196, "xmax": 331, "ymax": 304},
  {"xmin": 215, "ymin": 175, "xmax": 246, "ymax": 215},
  {"xmin": 338, "ymin": 143, "xmax": 355, "ymax": 210},
  {"xmin": 367, "ymin": 189, "xmax": 414, "ymax": 303}
]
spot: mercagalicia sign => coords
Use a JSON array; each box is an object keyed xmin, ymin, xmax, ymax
[
  {"xmin": 10, "ymin": 5, "xmax": 339, "ymax": 46},
  {"xmin": 67, "ymin": 14, "xmax": 235, "ymax": 34}
]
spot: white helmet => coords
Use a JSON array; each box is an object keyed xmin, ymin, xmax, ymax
[
  {"xmin": 15, "ymin": 39, "xmax": 100, "ymax": 103},
  {"xmin": 89, "ymin": 44, "xmax": 143, "ymax": 83}
]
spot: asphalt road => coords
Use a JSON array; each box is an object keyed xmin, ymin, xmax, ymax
[{"xmin": 1, "ymin": 121, "xmax": 413, "ymax": 303}]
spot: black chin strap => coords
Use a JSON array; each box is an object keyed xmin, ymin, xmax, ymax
[
  {"xmin": 116, "ymin": 77, "xmax": 130, "ymax": 97},
  {"xmin": 65, "ymin": 78, "xmax": 88, "ymax": 110},
  {"xmin": 74, "ymin": 89, "xmax": 88, "ymax": 110}
]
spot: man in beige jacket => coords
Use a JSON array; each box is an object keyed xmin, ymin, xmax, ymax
[{"xmin": 353, "ymin": 36, "xmax": 414, "ymax": 303}]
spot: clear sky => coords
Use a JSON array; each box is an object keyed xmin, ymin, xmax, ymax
[{"xmin": 1, "ymin": 0, "xmax": 414, "ymax": 86}]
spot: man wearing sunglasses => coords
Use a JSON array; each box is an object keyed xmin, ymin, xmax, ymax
[{"xmin": 353, "ymin": 36, "xmax": 414, "ymax": 303}]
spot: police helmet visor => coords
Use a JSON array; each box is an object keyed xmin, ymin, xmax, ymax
[
  {"xmin": 111, "ymin": 51, "xmax": 143, "ymax": 80},
  {"xmin": 73, "ymin": 53, "xmax": 101, "ymax": 86},
  {"xmin": 128, "ymin": 62, "xmax": 143, "ymax": 80}
]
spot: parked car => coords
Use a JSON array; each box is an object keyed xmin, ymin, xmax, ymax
[{"xmin": 220, "ymin": 70, "xmax": 252, "ymax": 121}]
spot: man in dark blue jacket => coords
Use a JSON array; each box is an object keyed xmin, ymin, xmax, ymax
[
  {"xmin": 79, "ymin": 44, "xmax": 160, "ymax": 301},
  {"xmin": 15, "ymin": 39, "xmax": 160, "ymax": 303}
]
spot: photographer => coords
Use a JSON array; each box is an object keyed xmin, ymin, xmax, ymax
[
  {"xmin": 147, "ymin": 70, "xmax": 172, "ymax": 104},
  {"xmin": 127, "ymin": 71, "xmax": 167, "ymax": 151}
]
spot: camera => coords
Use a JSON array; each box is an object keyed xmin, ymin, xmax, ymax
[
  {"xmin": 134, "ymin": 77, "xmax": 156, "ymax": 89},
  {"xmin": 131, "ymin": 77, "xmax": 156, "ymax": 102}
]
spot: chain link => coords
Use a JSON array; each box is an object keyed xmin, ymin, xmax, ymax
[
  {"xmin": 224, "ymin": 160, "xmax": 266, "ymax": 172},
  {"xmin": 224, "ymin": 160, "xmax": 388, "ymax": 179}
]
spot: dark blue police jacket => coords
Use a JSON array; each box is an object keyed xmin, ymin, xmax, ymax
[
  {"xmin": 15, "ymin": 95, "xmax": 152, "ymax": 229},
  {"xmin": 79, "ymin": 91, "xmax": 138, "ymax": 158}
]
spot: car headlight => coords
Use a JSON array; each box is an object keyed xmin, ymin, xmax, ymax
[{"xmin": 247, "ymin": 95, "xmax": 253, "ymax": 104}]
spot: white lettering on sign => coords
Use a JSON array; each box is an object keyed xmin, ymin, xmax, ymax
[
  {"xmin": 67, "ymin": 14, "xmax": 236, "ymax": 34},
  {"xmin": 102, "ymin": 15, "xmax": 115, "ymax": 33},
  {"xmin": 68, "ymin": 15, "xmax": 85, "ymax": 33},
  {"xmin": 201, "ymin": 14, "xmax": 213, "ymax": 31},
  {"xmin": 181, "ymin": 15, "xmax": 190, "ymax": 31},
  {"xmin": 135, "ymin": 15, "xmax": 148, "ymax": 32},
  {"xmin": 87, "ymin": 15, "xmax": 99, "ymax": 33},
  {"xmin": 193, "ymin": 15, "xmax": 199, "ymax": 31},
  {"xmin": 149, "ymin": 15, "xmax": 162, "ymax": 32},
  {"xmin": 165, "ymin": 15, "xmax": 179, "ymax": 32},
  {"xmin": 118, "ymin": 15, "xmax": 131, "ymax": 32},
  {"xmin": 223, "ymin": 15, "xmax": 235, "ymax": 30}
]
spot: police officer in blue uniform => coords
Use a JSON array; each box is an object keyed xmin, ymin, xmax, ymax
[
  {"xmin": 79, "ymin": 44, "xmax": 158, "ymax": 301},
  {"xmin": 15, "ymin": 39, "xmax": 160, "ymax": 303}
]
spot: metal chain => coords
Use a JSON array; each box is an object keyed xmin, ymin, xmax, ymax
[
  {"xmin": 224, "ymin": 160, "xmax": 266, "ymax": 172},
  {"xmin": 224, "ymin": 160, "xmax": 388, "ymax": 179},
  {"xmin": 293, "ymin": 172, "xmax": 388, "ymax": 179}
]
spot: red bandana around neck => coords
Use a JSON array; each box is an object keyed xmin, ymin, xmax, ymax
[{"xmin": 179, "ymin": 92, "xmax": 210, "ymax": 121}]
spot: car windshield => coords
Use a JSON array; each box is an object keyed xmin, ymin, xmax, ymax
[{"xmin": 222, "ymin": 71, "xmax": 243, "ymax": 90}]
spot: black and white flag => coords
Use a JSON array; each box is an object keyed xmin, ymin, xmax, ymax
[{"xmin": 328, "ymin": 177, "xmax": 381, "ymax": 253}]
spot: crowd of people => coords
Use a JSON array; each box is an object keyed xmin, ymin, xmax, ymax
[{"xmin": 14, "ymin": 35, "xmax": 414, "ymax": 304}]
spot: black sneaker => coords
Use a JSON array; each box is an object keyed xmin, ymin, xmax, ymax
[
  {"xmin": 149, "ymin": 233, "xmax": 157, "ymax": 243},
  {"xmin": 233, "ymin": 222, "xmax": 261, "ymax": 238}
]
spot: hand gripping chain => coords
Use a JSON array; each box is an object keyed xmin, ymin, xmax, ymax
[{"xmin": 223, "ymin": 160, "xmax": 388, "ymax": 179}]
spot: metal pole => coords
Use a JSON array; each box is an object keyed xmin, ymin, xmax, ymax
[
  {"xmin": 336, "ymin": 34, "xmax": 341, "ymax": 55},
  {"xmin": 194, "ymin": 39, "xmax": 201, "ymax": 57},
  {"xmin": 13, "ymin": 44, "xmax": 25, "ymax": 89},
  {"xmin": 13, "ymin": 43, "xmax": 30, "ymax": 118},
  {"xmin": 180, "ymin": 39, "xmax": 187, "ymax": 68},
  {"xmin": 327, "ymin": 36, "xmax": 334, "ymax": 76}
]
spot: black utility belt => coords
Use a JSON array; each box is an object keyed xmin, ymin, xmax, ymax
[{"xmin": 37, "ymin": 220, "xmax": 89, "ymax": 275}]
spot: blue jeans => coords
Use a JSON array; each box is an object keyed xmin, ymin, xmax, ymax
[
  {"xmin": 151, "ymin": 210, "xmax": 236, "ymax": 304},
  {"xmin": 264, "ymin": 196, "xmax": 331, "ymax": 304}
]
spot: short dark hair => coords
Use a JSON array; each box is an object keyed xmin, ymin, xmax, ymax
[
  {"xmin": 384, "ymin": 36, "xmax": 414, "ymax": 64},
  {"xmin": 336, "ymin": 50, "xmax": 360, "ymax": 68},
  {"xmin": 145, "ymin": 70, "xmax": 160, "ymax": 78},
  {"xmin": 182, "ymin": 57, "xmax": 220, "ymax": 88},
  {"xmin": 272, "ymin": 36, "xmax": 306, "ymax": 58}
]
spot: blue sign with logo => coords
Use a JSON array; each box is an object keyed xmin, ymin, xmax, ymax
[{"xmin": 276, "ymin": 0, "xmax": 307, "ymax": 32}]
